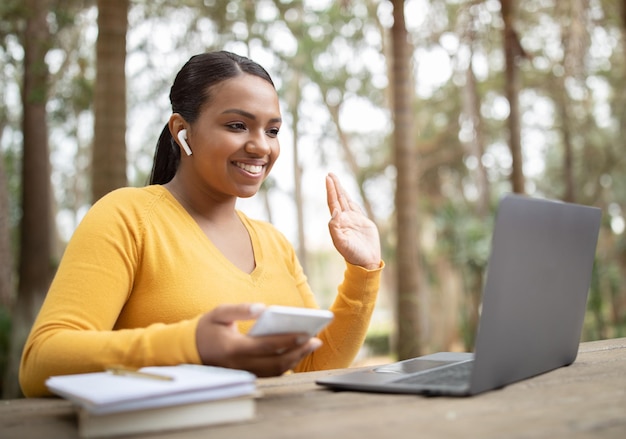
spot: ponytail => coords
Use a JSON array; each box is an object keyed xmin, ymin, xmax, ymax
[{"xmin": 149, "ymin": 125, "xmax": 180, "ymax": 185}]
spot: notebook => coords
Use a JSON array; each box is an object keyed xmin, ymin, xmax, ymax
[
  {"xmin": 317, "ymin": 194, "xmax": 602, "ymax": 396},
  {"xmin": 46, "ymin": 364, "xmax": 258, "ymax": 437}
]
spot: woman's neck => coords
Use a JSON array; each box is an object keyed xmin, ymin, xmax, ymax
[{"xmin": 163, "ymin": 178, "xmax": 238, "ymax": 225}]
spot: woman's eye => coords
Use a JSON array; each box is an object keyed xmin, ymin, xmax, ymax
[
  {"xmin": 227, "ymin": 122, "xmax": 246, "ymax": 131},
  {"xmin": 266, "ymin": 128, "xmax": 280, "ymax": 138}
]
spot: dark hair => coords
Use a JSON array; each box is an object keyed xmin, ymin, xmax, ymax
[{"xmin": 149, "ymin": 51, "xmax": 275, "ymax": 185}]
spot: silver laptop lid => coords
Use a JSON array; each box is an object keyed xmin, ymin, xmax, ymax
[{"xmin": 469, "ymin": 194, "xmax": 601, "ymax": 394}]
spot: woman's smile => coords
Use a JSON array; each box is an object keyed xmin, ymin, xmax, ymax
[{"xmin": 234, "ymin": 161, "xmax": 265, "ymax": 175}]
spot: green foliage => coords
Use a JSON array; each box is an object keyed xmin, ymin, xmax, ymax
[
  {"xmin": 431, "ymin": 200, "xmax": 494, "ymax": 350},
  {"xmin": 434, "ymin": 202, "xmax": 493, "ymax": 271},
  {"xmin": 364, "ymin": 326, "xmax": 391, "ymax": 357},
  {"xmin": 0, "ymin": 0, "xmax": 26, "ymax": 41},
  {"xmin": 2, "ymin": 147, "xmax": 21, "ymax": 240},
  {"xmin": 585, "ymin": 234, "xmax": 626, "ymax": 340},
  {"xmin": 0, "ymin": 305, "xmax": 11, "ymax": 396}
]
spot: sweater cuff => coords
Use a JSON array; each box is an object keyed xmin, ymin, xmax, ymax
[
  {"xmin": 341, "ymin": 259, "xmax": 384, "ymax": 301},
  {"xmin": 150, "ymin": 317, "xmax": 203, "ymax": 365}
]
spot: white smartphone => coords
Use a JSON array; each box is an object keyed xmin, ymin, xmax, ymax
[{"xmin": 248, "ymin": 305, "xmax": 334, "ymax": 337}]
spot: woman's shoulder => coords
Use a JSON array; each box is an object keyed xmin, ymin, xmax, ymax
[
  {"xmin": 83, "ymin": 185, "xmax": 171, "ymax": 226},
  {"xmin": 93, "ymin": 185, "xmax": 166, "ymax": 205}
]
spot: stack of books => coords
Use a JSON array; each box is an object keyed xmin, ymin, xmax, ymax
[{"xmin": 46, "ymin": 364, "xmax": 257, "ymax": 438}]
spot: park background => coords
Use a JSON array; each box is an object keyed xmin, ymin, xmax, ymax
[{"xmin": 1, "ymin": 0, "xmax": 625, "ymax": 398}]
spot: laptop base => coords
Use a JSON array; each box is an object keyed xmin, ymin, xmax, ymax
[{"xmin": 316, "ymin": 352, "xmax": 474, "ymax": 397}]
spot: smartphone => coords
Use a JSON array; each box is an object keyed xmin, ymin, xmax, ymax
[{"xmin": 248, "ymin": 305, "xmax": 334, "ymax": 337}]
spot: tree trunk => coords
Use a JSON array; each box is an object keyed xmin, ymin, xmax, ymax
[
  {"xmin": 391, "ymin": 0, "xmax": 421, "ymax": 360},
  {"xmin": 0, "ymin": 135, "xmax": 12, "ymax": 310},
  {"xmin": 558, "ymin": 98, "xmax": 575, "ymax": 203},
  {"xmin": 462, "ymin": 57, "xmax": 490, "ymax": 216},
  {"xmin": 623, "ymin": 0, "xmax": 626, "ymax": 63},
  {"xmin": 3, "ymin": 0, "xmax": 53, "ymax": 399},
  {"xmin": 500, "ymin": 0, "xmax": 525, "ymax": 194},
  {"xmin": 618, "ymin": 0, "xmax": 626, "ymax": 330},
  {"xmin": 291, "ymin": 66, "xmax": 307, "ymax": 273},
  {"xmin": 618, "ymin": 0, "xmax": 626, "ymax": 153},
  {"xmin": 92, "ymin": 0, "xmax": 128, "ymax": 201},
  {"xmin": 558, "ymin": 0, "xmax": 589, "ymax": 203}
]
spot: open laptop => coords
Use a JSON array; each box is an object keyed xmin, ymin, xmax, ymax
[{"xmin": 317, "ymin": 194, "xmax": 602, "ymax": 396}]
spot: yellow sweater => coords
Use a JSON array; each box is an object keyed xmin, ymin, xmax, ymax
[{"xmin": 20, "ymin": 186, "xmax": 382, "ymax": 397}]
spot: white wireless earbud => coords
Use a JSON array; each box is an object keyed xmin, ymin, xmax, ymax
[{"xmin": 177, "ymin": 129, "xmax": 192, "ymax": 156}]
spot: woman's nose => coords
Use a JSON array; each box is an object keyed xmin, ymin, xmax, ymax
[{"xmin": 244, "ymin": 133, "xmax": 272, "ymax": 156}]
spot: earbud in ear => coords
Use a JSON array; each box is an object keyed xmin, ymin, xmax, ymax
[{"xmin": 177, "ymin": 129, "xmax": 193, "ymax": 156}]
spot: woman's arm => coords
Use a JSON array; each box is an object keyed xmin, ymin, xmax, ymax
[{"xmin": 294, "ymin": 173, "xmax": 384, "ymax": 371}]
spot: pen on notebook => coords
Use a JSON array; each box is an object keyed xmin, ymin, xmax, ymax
[{"xmin": 106, "ymin": 365, "xmax": 174, "ymax": 381}]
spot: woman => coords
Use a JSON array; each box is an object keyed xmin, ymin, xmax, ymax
[{"xmin": 19, "ymin": 51, "xmax": 383, "ymax": 397}]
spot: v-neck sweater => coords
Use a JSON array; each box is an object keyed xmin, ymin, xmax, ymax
[{"xmin": 20, "ymin": 185, "xmax": 382, "ymax": 397}]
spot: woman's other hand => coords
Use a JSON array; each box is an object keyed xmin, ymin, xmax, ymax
[{"xmin": 195, "ymin": 304, "xmax": 322, "ymax": 377}]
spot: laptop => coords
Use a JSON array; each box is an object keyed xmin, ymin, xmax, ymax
[{"xmin": 317, "ymin": 194, "xmax": 602, "ymax": 396}]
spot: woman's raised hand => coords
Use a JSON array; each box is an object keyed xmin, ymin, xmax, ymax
[{"xmin": 325, "ymin": 173, "xmax": 381, "ymax": 270}]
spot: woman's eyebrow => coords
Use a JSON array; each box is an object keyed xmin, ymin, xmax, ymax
[{"xmin": 222, "ymin": 109, "xmax": 282, "ymax": 124}]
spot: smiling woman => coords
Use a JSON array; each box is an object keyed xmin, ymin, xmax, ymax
[{"xmin": 19, "ymin": 50, "xmax": 384, "ymax": 398}]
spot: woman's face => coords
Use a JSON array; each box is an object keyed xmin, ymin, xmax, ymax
[{"xmin": 182, "ymin": 73, "xmax": 282, "ymax": 200}]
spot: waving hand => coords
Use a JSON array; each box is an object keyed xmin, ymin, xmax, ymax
[{"xmin": 325, "ymin": 173, "xmax": 381, "ymax": 270}]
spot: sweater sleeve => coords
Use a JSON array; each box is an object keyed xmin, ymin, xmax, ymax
[
  {"xmin": 19, "ymin": 190, "xmax": 202, "ymax": 397},
  {"xmin": 293, "ymin": 260, "xmax": 384, "ymax": 372}
]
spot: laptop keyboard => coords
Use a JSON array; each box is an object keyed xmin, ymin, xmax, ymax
[{"xmin": 393, "ymin": 360, "xmax": 473, "ymax": 387}]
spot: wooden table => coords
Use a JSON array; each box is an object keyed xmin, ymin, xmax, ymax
[{"xmin": 2, "ymin": 337, "xmax": 625, "ymax": 438}]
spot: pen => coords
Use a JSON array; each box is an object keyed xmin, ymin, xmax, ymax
[{"xmin": 106, "ymin": 365, "xmax": 174, "ymax": 381}]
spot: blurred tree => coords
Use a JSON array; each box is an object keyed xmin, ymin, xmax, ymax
[
  {"xmin": 623, "ymin": 0, "xmax": 626, "ymax": 66},
  {"xmin": 391, "ymin": 0, "xmax": 421, "ymax": 360},
  {"xmin": 461, "ymin": 4, "xmax": 497, "ymax": 344},
  {"xmin": 267, "ymin": 1, "xmax": 309, "ymax": 271},
  {"xmin": 92, "ymin": 0, "xmax": 128, "ymax": 201},
  {"xmin": 459, "ymin": 8, "xmax": 490, "ymax": 217},
  {"xmin": 0, "ymin": 27, "xmax": 12, "ymax": 309},
  {"xmin": 556, "ymin": 0, "xmax": 589, "ymax": 203},
  {"xmin": 499, "ymin": 0, "xmax": 525, "ymax": 194},
  {"xmin": 0, "ymin": 140, "xmax": 11, "ymax": 311},
  {"xmin": 3, "ymin": 0, "xmax": 54, "ymax": 398},
  {"xmin": 48, "ymin": 9, "xmax": 96, "ymax": 248},
  {"xmin": 274, "ymin": 0, "xmax": 390, "ymax": 270},
  {"xmin": 0, "ymin": 2, "xmax": 23, "ymax": 395},
  {"xmin": 287, "ymin": 60, "xmax": 307, "ymax": 271}
]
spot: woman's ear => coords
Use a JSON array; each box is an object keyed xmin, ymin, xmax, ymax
[
  {"xmin": 168, "ymin": 114, "xmax": 192, "ymax": 156},
  {"xmin": 177, "ymin": 129, "xmax": 192, "ymax": 156}
]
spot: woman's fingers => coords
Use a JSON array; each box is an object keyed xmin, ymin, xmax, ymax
[
  {"xmin": 196, "ymin": 304, "xmax": 323, "ymax": 377},
  {"xmin": 208, "ymin": 303, "xmax": 266, "ymax": 326},
  {"xmin": 247, "ymin": 333, "xmax": 320, "ymax": 355},
  {"xmin": 244, "ymin": 337, "xmax": 323, "ymax": 377},
  {"xmin": 327, "ymin": 172, "xmax": 364, "ymax": 216},
  {"xmin": 327, "ymin": 172, "xmax": 351, "ymax": 212},
  {"xmin": 326, "ymin": 174, "xmax": 340, "ymax": 217}
]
